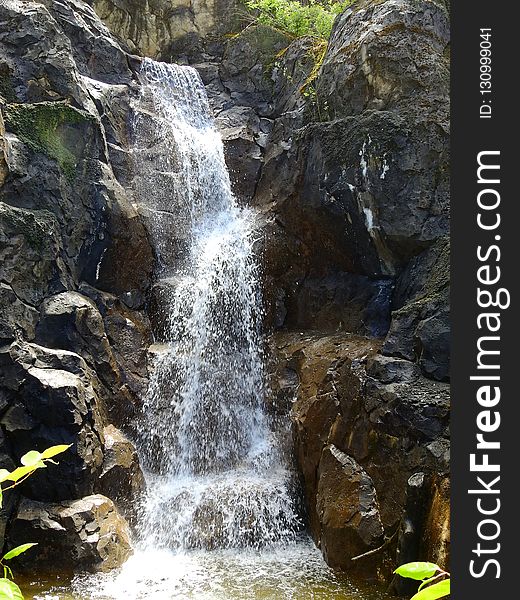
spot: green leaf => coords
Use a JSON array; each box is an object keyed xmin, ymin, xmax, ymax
[
  {"xmin": 394, "ymin": 562, "xmax": 440, "ymax": 581},
  {"xmin": 0, "ymin": 486, "xmax": 3, "ymax": 510},
  {"xmin": 0, "ymin": 578, "xmax": 24, "ymax": 600},
  {"xmin": 40, "ymin": 444, "xmax": 72, "ymax": 460},
  {"xmin": 20, "ymin": 451, "xmax": 42, "ymax": 467},
  {"xmin": 6, "ymin": 465, "xmax": 37, "ymax": 482},
  {"xmin": 2, "ymin": 543, "xmax": 38, "ymax": 561},
  {"xmin": 0, "ymin": 471, "xmax": 11, "ymax": 484},
  {"xmin": 411, "ymin": 579, "xmax": 450, "ymax": 600}
]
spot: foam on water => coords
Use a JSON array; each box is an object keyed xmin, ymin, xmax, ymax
[
  {"xmin": 131, "ymin": 58, "xmax": 302, "ymax": 551},
  {"xmin": 21, "ymin": 58, "xmax": 393, "ymax": 600}
]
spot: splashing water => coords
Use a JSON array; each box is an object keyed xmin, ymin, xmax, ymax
[
  {"xmin": 131, "ymin": 58, "xmax": 302, "ymax": 551},
  {"xmin": 24, "ymin": 58, "xmax": 393, "ymax": 600}
]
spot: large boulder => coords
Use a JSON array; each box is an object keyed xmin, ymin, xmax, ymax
[
  {"xmin": 0, "ymin": 341, "xmax": 105, "ymax": 500},
  {"xmin": 8, "ymin": 494, "xmax": 132, "ymax": 572}
]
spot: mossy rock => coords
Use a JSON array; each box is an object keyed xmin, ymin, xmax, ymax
[
  {"xmin": 226, "ymin": 24, "xmax": 292, "ymax": 74},
  {"xmin": 0, "ymin": 202, "xmax": 58, "ymax": 253},
  {"xmin": 0, "ymin": 64, "xmax": 17, "ymax": 103},
  {"xmin": 3, "ymin": 101, "xmax": 93, "ymax": 180}
]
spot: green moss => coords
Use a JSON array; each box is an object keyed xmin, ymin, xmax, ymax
[
  {"xmin": 0, "ymin": 76, "xmax": 17, "ymax": 103},
  {"xmin": 0, "ymin": 203, "xmax": 55, "ymax": 252},
  {"xmin": 3, "ymin": 101, "xmax": 92, "ymax": 180}
]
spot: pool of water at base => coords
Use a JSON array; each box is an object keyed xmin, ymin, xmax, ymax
[{"xmin": 19, "ymin": 538, "xmax": 392, "ymax": 600}]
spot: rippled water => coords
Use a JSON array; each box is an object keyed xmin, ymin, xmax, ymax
[{"xmin": 22, "ymin": 538, "xmax": 391, "ymax": 600}]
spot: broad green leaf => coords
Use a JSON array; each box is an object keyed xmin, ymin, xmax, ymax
[
  {"xmin": 0, "ymin": 578, "xmax": 24, "ymax": 600},
  {"xmin": 394, "ymin": 562, "xmax": 440, "ymax": 581},
  {"xmin": 2, "ymin": 543, "xmax": 38, "ymax": 561},
  {"xmin": 6, "ymin": 465, "xmax": 37, "ymax": 482},
  {"xmin": 0, "ymin": 470, "xmax": 11, "ymax": 484},
  {"xmin": 40, "ymin": 444, "xmax": 71, "ymax": 460},
  {"xmin": 20, "ymin": 451, "xmax": 42, "ymax": 467},
  {"xmin": 411, "ymin": 578, "xmax": 450, "ymax": 600}
]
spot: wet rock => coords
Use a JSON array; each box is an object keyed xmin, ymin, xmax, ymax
[
  {"xmin": 276, "ymin": 332, "xmax": 381, "ymax": 539},
  {"xmin": 317, "ymin": 445, "xmax": 384, "ymax": 570},
  {"xmin": 8, "ymin": 494, "xmax": 132, "ymax": 572},
  {"xmin": 272, "ymin": 331, "xmax": 449, "ymax": 571},
  {"xmin": 97, "ymin": 425, "xmax": 145, "ymax": 524}
]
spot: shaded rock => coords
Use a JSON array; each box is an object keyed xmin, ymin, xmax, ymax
[
  {"xmin": 383, "ymin": 237, "xmax": 450, "ymax": 381},
  {"xmin": 391, "ymin": 472, "xmax": 450, "ymax": 594},
  {"xmin": 217, "ymin": 105, "xmax": 262, "ymax": 202},
  {"xmin": 0, "ymin": 203, "xmax": 70, "ymax": 307},
  {"xmin": 0, "ymin": 281, "xmax": 39, "ymax": 342},
  {"xmin": 0, "ymin": 341, "xmax": 105, "ymax": 500},
  {"xmin": 8, "ymin": 494, "xmax": 132, "ymax": 572},
  {"xmin": 317, "ymin": 445, "xmax": 384, "ymax": 571},
  {"xmin": 284, "ymin": 273, "xmax": 393, "ymax": 337},
  {"xmin": 391, "ymin": 472, "xmax": 430, "ymax": 596},
  {"xmin": 220, "ymin": 25, "xmax": 291, "ymax": 116},
  {"xmin": 97, "ymin": 425, "xmax": 145, "ymax": 524}
]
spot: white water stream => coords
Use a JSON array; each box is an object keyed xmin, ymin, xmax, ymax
[{"xmin": 28, "ymin": 59, "xmax": 390, "ymax": 600}]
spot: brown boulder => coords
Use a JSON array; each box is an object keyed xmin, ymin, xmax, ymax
[
  {"xmin": 317, "ymin": 445, "xmax": 384, "ymax": 570},
  {"xmin": 97, "ymin": 425, "xmax": 145, "ymax": 524}
]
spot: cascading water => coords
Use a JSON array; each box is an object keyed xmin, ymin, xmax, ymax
[
  {"xmin": 44, "ymin": 58, "xmax": 390, "ymax": 600},
  {"xmin": 132, "ymin": 58, "xmax": 302, "ymax": 552}
]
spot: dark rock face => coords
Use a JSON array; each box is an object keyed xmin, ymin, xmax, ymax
[
  {"xmin": 272, "ymin": 330, "xmax": 449, "ymax": 572},
  {"xmin": 317, "ymin": 445, "xmax": 384, "ymax": 570},
  {"xmin": 0, "ymin": 0, "xmax": 150, "ymax": 570},
  {"xmin": 8, "ymin": 495, "xmax": 132, "ymax": 572},
  {"xmin": 0, "ymin": 0, "xmax": 450, "ymax": 583}
]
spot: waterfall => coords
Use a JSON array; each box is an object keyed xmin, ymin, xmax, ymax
[{"xmin": 131, "ymin": 58, "xmax": 302, "ymax": 551}]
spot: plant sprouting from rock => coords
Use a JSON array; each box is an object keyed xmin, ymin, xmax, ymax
[
  {"xmin": 394, "ymin": 562, "xmax": 451, "ymax": 599},
  {"xmin": 0, "ymin": 445, "xmax": 71, "ymax": 600},
  {"xmin": 245, "ymin": 0, "xmax": 354, "ymax": 40}
]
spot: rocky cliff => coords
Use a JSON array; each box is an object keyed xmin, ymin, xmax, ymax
[{"xmin": 0, "ymin": 0, "xmax": 450, "ymax": 585}]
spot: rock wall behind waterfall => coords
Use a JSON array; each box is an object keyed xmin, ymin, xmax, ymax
[
  {"xmin": 0, "ymin": 0, "xmax": 450, "ymax": 581},
  {"xmin": 111, "ymin": 0, "xmax": 450, "ymax": 578},
  {"xmin": 0, "ymin": 0, "xmax": 152, "ymax": 570}
]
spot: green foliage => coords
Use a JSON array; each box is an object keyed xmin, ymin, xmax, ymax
[
  {"xmin": 245, "ymin": 0, "xmax": 354, "ymax": 40},
  {"xmin": 0, "ymin": 579, "xmax": 23, "ymax": 600},
  {"xmin": 394, "ymin": 562, "xmax": 450, "ymax": 600},
  {"xmin": 394, "ymin": 562, "xmax": 440, "ymax": 581},
  {"xmin": 0, "ymin": 444, "xmax": 71, "ymax": 600}
]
